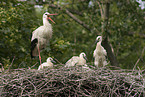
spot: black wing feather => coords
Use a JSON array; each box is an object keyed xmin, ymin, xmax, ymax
[{"xmin": 31, "ymin": 38, "xmax": 38, "ymax": 58}]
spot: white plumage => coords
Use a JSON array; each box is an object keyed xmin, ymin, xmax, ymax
[
  {"xmin": 65, "ymin": 52, "xmax": 87, "ymax": 67},
  {"xmin": 31, "ymin": 12, "xmax": 57, "ymax": 65},
  {"xmin": 82, "ymin": 64, "xmax": 92, "ymax": 72},
  {"xmin": 93, "ymin": 36, "xmax": 107, "ymax": 67},
  {"xmin": 38, "ymin": 57, "xmax": 55, "ymax": 70}
]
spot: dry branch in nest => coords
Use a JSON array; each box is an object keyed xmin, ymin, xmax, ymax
[{"xmin": 0, "ymin": 65, "xmax": 145, "ymax": 97}]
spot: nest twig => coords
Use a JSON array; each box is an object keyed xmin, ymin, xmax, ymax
[{"xmin": 0, "ymin": 65, "xmax": 145, "ymax": 97}]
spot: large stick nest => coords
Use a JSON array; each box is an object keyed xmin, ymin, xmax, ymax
[{"xmin": 0, "ymin": 65, "xmax": 145, "ymax": 97}]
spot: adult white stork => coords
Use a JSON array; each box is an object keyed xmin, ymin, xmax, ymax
[
  {"xmin": 65, "ymin": 52, "xmax": 87, "ymax": 67},
  {"xmin": 31, "ymin": 12, "xmax": 57, "ymax": 65},
  {"xmin": 38, "ymin": 57, "xmax": 56, "ymax": 70},
  {"xmin": 93, "ymin": 36, "xmax": 107, "ymax": 67}
]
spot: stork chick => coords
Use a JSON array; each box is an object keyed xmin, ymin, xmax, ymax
[
  {"xmin": 65, "ymin": 52, "xmax": 87, "ymax": 67},
  {"xmin": 93, "ymin": 36, "xmax": 107, "ymax": 67},
  {"xmin": 38, "ymin": 57, "xmax": 56, "ymax": 70}
]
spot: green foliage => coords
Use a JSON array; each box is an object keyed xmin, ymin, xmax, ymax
[
  {"xmin": 109, "ymin": 1, "xmax": 145, "ymax": 68},
  {"xmin": 0, "ymin": 0, "xmax": 37, "ymax": 68},
  {"xmin": 0, "ymin": 0, "xmax": 144, "ymax": 69}
]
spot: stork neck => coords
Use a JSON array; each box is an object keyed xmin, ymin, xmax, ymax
[
  {"xmin": 97, "ymin": 41, "xmax": 102, "ymax": 47},
  {"xmin": 43, "ymin": 18, "xmax": 51, "ymax": 26}
]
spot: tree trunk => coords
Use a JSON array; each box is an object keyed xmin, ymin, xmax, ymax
[
  {"xmin": 102, "ymin": 37, "xmax": 119, "ymax": 67},
  {"xmin": 101, "ymin": 1, "xmax": 119, "ymax": 67}
]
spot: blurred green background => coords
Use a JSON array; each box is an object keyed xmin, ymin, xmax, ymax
[{"xmin": 0, "ymin": 0, "xmax": 145, "ymax": 69}]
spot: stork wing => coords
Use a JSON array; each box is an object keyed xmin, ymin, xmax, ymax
[
  {"xmin": 93, "ymin": 49, "xmax": 97, "ymax": 57},
  {"xmin": 31, "ymin": 38, "xmax": 38, "ymax": 58},
  {"xmin": 102, "ymin": 47, "xmax": 107, "ymax": 56},
  {"xmin": 65, "ymin": 56, "xmax": 79, "ymax": 67}
]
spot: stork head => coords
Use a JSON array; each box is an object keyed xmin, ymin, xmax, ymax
[
  {"xmin": 47, "ymin": 57, "xmax": 56, "ymax": 63},
  {"xmin": 96, "ymin": 36, "xmax": 102, "ymax": 43},
  {"xmin": 79, "ymin": 52, "xmax": 87, "ymax": 60},
  {"xmin": 43, "ymin": 12, "xmax": 57, "ymax": 23}
]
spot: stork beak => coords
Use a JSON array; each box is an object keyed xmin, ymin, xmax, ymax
[
  {"xmin": 95, "ymin": 39, "xmax": 98, "ymax": 44},
  {"xmin": 83, "ymin": 56, "xmax": 88, "ymax": 61},
  {"xmin": 47, "ymin": 14, "xmax": 58, "ymax": 23},
  {"xmin": 51, "ymin": 59, "xmax": 56, "ymax": 63}
]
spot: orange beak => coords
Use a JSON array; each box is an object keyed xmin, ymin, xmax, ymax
[{"xmin": 47, "ymin": 14, "xmax": 58, "ymax": 23}]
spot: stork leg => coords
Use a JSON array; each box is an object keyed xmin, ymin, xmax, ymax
[{"xmin": 37, "ymin": 44, "xmax": 42, "ymax": 65}]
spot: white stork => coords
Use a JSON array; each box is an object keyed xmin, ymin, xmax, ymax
[
  {"xmin": 93, "ymin": 36, "xmax": 107, "ymax": 67},
  {"xmin": 38, "ymin": 57, "xmax": 56, "ymax": 70},
  {"xmin": 65, "ymin": 52, "xmax": 87, "ymax": 67},
  {"xmin": 31, "ymin": 12, "xmax": 57, "ymax": 65}
]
